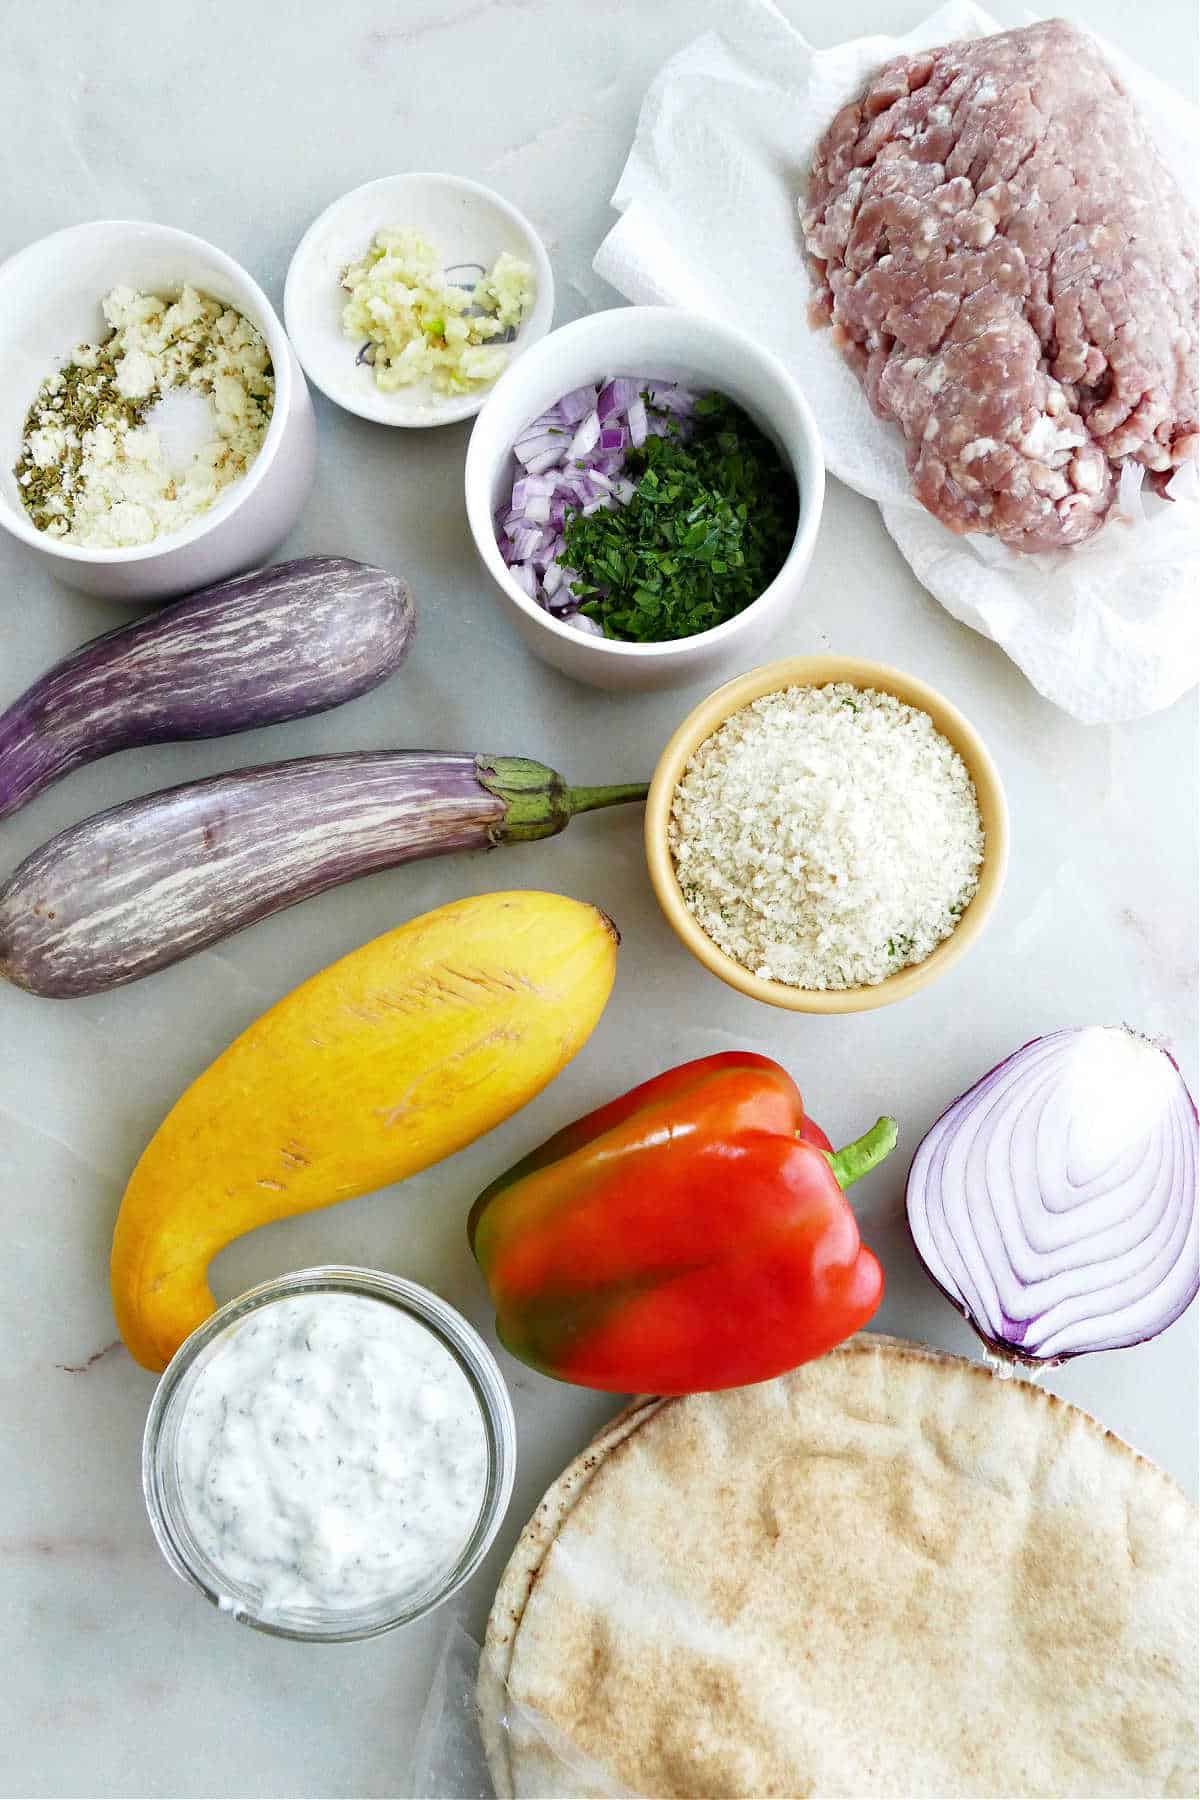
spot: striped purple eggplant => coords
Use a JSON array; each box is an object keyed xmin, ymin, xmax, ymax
[
  {"xmin": 0, "ymin": 753, "xmax": 648, "ymax": 997},
  {"xmin": 0, "ymin": 557, "xmax": 415, "ymax": 822}
]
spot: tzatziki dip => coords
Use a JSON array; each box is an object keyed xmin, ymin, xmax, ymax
[{"xmin": 171, "ymin": 1291, "xmax": 489, "ymax": 1619}]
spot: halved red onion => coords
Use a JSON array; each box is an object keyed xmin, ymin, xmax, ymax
[{"xmin": 906, "ymin": 1027, "xmax": 1199, "ymax": 1365}]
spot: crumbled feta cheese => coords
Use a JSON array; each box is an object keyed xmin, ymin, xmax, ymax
[
  {"xmin": 114, "ymin": 347, "xmax": 158, "ymax": 400},
  {"xmin": 26, "ymin": 426, "xmax": 67, "ymax": 467},
  {"xmin": 668, "ymin": 685, "xmax": 984, "ymax": 990},
  {"xmin": 13, "ymin": 284, "xmax": 273, "ymax": 549}
]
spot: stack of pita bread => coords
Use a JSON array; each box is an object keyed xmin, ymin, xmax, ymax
[{"xmin": 479, "ymin": 1336, "xmax": 1198, "ymax": 1798}]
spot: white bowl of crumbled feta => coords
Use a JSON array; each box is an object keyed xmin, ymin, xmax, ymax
[
  {"xmin": 0, "ymin": 220, "xmax": 316, "ymax": 602},
  {"xmin": 284, "ymin": 173, "xmax": 554, "ymax": 428},
  {"xmin": 646, "ymin": 657, "xmax": 1009, "ymax": 1011}
]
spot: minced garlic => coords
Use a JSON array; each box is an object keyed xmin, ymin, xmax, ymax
[
  {"xmin": 14, "ymin": 286, "xmax": 274, "ymax": 549},
  {"xmin": 341, "ymin": 227, "xmax": 535, "ymax": 396}
]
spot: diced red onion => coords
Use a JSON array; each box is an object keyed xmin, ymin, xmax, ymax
[
  {"xmin": 598, "ymin": 377, "xmax": 638, "ymax": 421},
  {"xmin": 558, "ymin": 385, "xmax": 597, "ymax": 425},
  {"xmin": 510, "ymin": 526, "xmax": 544, "ymax": 559},
  {"xmin": 906, "ymin": 1027, "xmax": 1199, "ymax": 1366},
  {"xmin": 645, "ymin": 382, "xmax": 694, "ymax": 416},
  {"xmin": 522, "ymin": 447, "xmax": 562, "ymax": 476},
  {"xmin": 568, "ymin": 612, "xmax": 605, "ymax": 637},
  {"xmin": 512, "ymin": 476, "xmax": 554, "ymax": 511},
  {"xmin": 514, "ymin": 429, "xmax": 559, "ymax": 460},
  {"xmin": 568, "ymin": 410, "xmax": 601, "ymax": 460},
  {"xmin": 497, "ymin": 373, "xmax": 699, "ymax": 617}
]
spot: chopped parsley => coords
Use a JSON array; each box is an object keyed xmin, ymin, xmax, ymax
[{"xmin": 561, "ymin": 393, "xmax": 797, "ymax": 643}]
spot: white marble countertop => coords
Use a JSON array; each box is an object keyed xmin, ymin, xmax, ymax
[{"xmin": 1, "ymin": 3, "xmax": 1196, "ymax": 1796}]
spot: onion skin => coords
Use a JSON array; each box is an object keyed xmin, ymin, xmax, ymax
[
  {"xmin": 906, "ymin": 1028, "xmax": 1200, "ymax": 1367},
  {"xmin": 0, "ymin": 754, "xmax": 647, "ymax": 998},
  {"xmin": 0, "ymin": 557, "xmax": 415, "ymax": 822}
]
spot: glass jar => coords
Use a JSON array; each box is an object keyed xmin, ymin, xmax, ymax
[{"xmin": 142, "ymin": 1266, "xmax": 516, "ymax": 1642}]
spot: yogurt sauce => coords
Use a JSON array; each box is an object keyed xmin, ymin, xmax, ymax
[{"xmin": 173, "ymin": 1292, "xmax": 489, "ymax": 1617}]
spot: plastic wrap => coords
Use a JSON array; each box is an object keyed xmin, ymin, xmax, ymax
[{"xmin": 411, "ymin": 1616, "xmax": 634, "ymax": 1800}]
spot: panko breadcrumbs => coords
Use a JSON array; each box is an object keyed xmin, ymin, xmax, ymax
[{"xmin": 668, "ymin": 684, "xmax": 984, "ymax": 989}]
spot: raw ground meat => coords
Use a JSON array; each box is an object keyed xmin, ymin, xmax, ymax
[{"xmin": 801, "ymin": 19, "xmax": 1199, "ymax": 552}]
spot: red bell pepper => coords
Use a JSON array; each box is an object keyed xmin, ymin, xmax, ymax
[{"xmin": 468, "ymin": 1052, "xmax": 895, "ymax": 1394}]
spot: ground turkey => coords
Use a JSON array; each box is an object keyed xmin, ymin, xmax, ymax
[{"xmin": 801, "ymin": 20, "xmax": 1199, "ymax": 552}]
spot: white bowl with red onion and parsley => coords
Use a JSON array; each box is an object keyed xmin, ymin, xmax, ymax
[{"xmin": 464, "ymin": 308, "xmax": 824, "ymax": 690}]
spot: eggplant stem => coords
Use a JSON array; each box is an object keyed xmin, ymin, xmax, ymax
[
  {"xmin": 566, "ymin": 782, "xmax": 650, "ymax": 816},
  {"xmin": 827, "ymin": 1117, "xmax": 898, "ymax": 1189},
  {"xmin": 478, "ymin": 756, "xmax": 648, "ymax": 842}
]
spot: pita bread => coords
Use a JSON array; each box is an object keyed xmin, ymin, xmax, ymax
[{"xmin": 479, "ymin": 1336, "xmax": 1198, "ymax": 1799}]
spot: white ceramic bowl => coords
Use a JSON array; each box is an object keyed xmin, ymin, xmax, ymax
[
  {"xmin": 284, "ymin": 173, "xmax": 555, "ymax": 428},
  {"xmin": 0, "ymin": 220, "xmax": 316, "ymax": 604},
  {"xmin": 464, "ymin": 307, "xmax": 825, "ymax": 691}
]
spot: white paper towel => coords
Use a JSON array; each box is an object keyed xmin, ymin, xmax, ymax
[{"xmin": 593, "ymin": 0, "xmax": 1200, "ymax": 724}]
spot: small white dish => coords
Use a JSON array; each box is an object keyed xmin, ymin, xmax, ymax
[
  {"xmin": 284, "ymin": 173, "xmax": 555, "ymax": 429},
  {"xmin": 464, "ymin": 307, "xmax": 826, "ymax": 692},
  {"xmin": 0, "ymin": 220, "xmax": 317, "ymax": 604}
]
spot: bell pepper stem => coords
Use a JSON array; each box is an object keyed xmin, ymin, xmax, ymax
[{"xmin": 826, "ymin": 1116, "xmax": 898, "ymax": 1189}]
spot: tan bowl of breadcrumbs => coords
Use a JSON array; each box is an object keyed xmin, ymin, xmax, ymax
[{"xmin": 646, "ymin": 657, "xmax": 1009, "ymax": 1013}]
